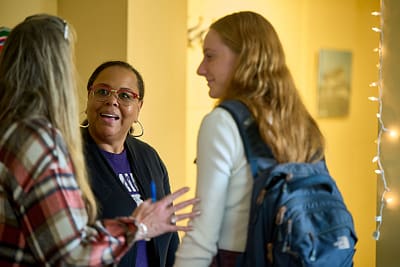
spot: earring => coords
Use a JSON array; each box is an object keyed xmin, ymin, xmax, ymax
[
  {"xmin": 129, "ymin": 121, "xmax": 144, "ymax": 137},
  {"xmin": 80, "ymin": 120, "xmax": 89, "ymax": 128}
]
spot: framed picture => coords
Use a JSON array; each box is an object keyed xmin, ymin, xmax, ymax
[{"xmin": 317, "ymin": 49, "xmax": 352, "ymax": 117}]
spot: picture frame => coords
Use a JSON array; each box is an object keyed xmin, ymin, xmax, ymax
[{"xmin": 317, "ymin": 49, "xmax": 352, "ymax": 117}]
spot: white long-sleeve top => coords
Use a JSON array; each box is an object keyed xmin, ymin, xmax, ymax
[{"xmin": 174, "ymin": 107, "xmax": 253, "ymax": 267}]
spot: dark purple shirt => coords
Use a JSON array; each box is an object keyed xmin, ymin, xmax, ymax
[{"xmin": 101, "ymin": 149, "xmax": 148, "ymax": 267}]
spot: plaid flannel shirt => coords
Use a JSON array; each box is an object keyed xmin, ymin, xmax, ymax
[{"xmin": 0, "ymin": 118, "xmax": 137, "ymax": 267}]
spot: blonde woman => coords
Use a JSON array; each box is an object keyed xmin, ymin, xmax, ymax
[
  {"xmin": 174, "ymin": 11, "xmax": 325, "ymax": 267},
  {"xmin": 0, "ymin": 14, "xmax": 199, "ymax": 267}
]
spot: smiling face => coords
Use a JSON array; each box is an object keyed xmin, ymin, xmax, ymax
[
  {"xmin": 197, "ymin": 29, "xmax": 238, "ymax": 98},
  {"xmin": 86, "ymin": 65, "xmax": 143, "ymax": 152}
]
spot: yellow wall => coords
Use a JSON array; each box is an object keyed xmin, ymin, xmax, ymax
[
  {"xmin": 127, "ymin": 0, "xmax": 187, "ymax": 191},
  {"xmin": 186, "ymin": 0, "xmax": 378, "ymax": 266},
  {"xmin": 58, "ymin": 0, "xmax": 128, "ymax": 114},
  {"xmin": 0, "ymin": 0, "xmax": 378, "ymax": 266},
  {"xmin": 0, "ymin": 0, "xmax": 56, "ymax": 26}
]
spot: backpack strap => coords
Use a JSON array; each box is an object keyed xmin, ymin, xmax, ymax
[{"xmin": 218, "ymin": 100, "xmax": 274, "ymax": 177}]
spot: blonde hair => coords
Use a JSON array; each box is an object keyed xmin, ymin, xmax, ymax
[
  {"xmin": 212, "ymin": 11, "xmax": 325, "ymax": 163},
  {"xmin": 0, "ymin": 14, "xmax": 97, "ymax": 222}
]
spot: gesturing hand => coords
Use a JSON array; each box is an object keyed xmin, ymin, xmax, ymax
[{"xmin": 132, "ymin": 187, "xmax": 200, "ymax": 240}]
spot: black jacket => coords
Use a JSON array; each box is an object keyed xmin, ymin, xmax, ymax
[{"xmin": 82, "ymin": 128, "xmax": 179, "ymax": 267}]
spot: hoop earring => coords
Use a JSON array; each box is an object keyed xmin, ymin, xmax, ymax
[
  {"xmin": 129, "ymin": 121, "xmax": 144, "ymax": 137},
  {"xmin": 80, "ymin": 121, "xmax": 89, "ymax": 128}
]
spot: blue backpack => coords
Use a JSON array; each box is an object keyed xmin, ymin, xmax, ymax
[{"xmin": 219, "ymin": 100, "xmax": 357, "ymax": 267}]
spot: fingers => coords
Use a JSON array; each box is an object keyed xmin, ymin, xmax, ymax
[
  {"xmin": 174, "ymin": 211, "xmax": 200, "ymax": 221},
  {"xmin": 173, "ymin": 210, "xmax": 200, "ymax": 223},
  {"xmin": 174, "ymin": 225, "xmax": 194, "ymax": 232},
  {"xmin": 172, "ymin": 197, "xmax": 200, "ymax": 212},
  {"xmin": 160, "ymin": 219, "xmax": 195, "ymax": 233},
  {"xmin": 162, "ymin": 189, "xmax": 200, "ymax": 226},
  {"xmin": 169, "ymin": 208, "xmax": 201, "ymax": 224},
  {"xmin": 160, "ymin": 187, "xmax": 190, "ymax": 205},
  {"xmin": 166, "ymin": 221, "xmax": 196, "ymax": 233},
  {"xmin": 131, "ymin": 187, "xmax": 201, "ymax": 239}
]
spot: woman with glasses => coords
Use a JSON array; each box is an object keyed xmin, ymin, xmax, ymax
[
  {"xmin": 81, "ymin": 61, "xmax": 182, "ymax": 267},
  {"xmin": 0, "ymin": 15, "xmax": 199, "ymax": 267}
]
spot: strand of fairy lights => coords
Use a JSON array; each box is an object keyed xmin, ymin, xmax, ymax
[{"xmin": 370, "ymin": 0, "xmax": 392, "ymax": 241}]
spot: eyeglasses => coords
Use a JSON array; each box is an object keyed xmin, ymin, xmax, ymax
[{"xmin": 90, "ymin": 84, "xmax": 140, "ymax": 106}]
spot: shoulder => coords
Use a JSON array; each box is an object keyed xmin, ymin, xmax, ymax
[
  {"xmin": 125, "ymin": 135, "xmax": 163, "ymax": 161},
  {"xmin": 202, "ymin": 107, "xmax": 236, "ymax": 124},
  {"xmin": 2, "ymin": 118, "xmax": 64, "ymax": 152},
  {"xmin": 1, "ymin": 118, "xmax": 70, "ymax": 181},
  {"xmin": 125, "ymin": 135, "xmax": 168, "ymax": 173},
  {"xmin": 125, "ymin": 135, "xmax": 156, "ymax": 152},
  {"xmin": 199, "ymin": 107, "xmax": 240, "ymax": 141},
  {"xmin": 197, "ymin": 107, "xmax": 244, "ymax": 165}
]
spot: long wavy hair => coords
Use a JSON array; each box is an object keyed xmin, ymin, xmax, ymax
[
  {"xmin": 0, "ymin": 14, "xmax": 97, "ymax": 222},
  {"xmin": 212, "ymin": 11, "xmax": 325, "ymax": 163}
]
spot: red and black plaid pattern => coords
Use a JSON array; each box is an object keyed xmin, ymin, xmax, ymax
[{"xmin": 0, "ymin": 118, "xmax": 137, "ymax": 266}]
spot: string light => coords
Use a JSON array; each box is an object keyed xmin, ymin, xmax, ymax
[
  {"xmin": 372, "ymin": 26, "xmax": 382, "ymax": 33},
  {"xmin": 383, "ymin": 191, "xmax": 398, "ymax": 210},
  {"xmin": 369, "ymin": 81, "xmax": 379, "ymax": 87},
  {"xmin": 388, "ymin": 130, "xmax": 398, "ymax": 139},
  {"xmin": 371, "ymin": 0, "xmax": 391, "ymax": 241}
]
